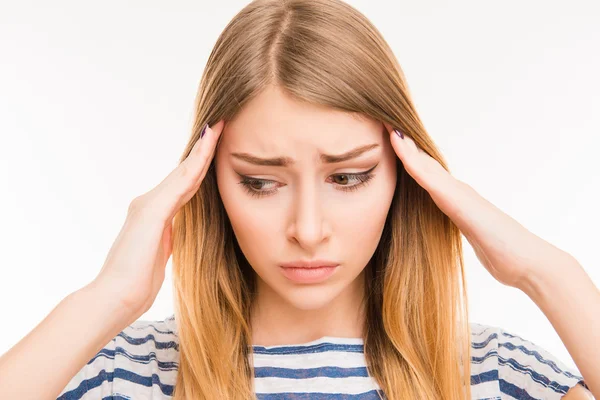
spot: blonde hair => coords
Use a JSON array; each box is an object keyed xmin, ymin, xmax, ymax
[{"xmin": 171, "ymin": 0, "xmax": 471, "ymax": 398}]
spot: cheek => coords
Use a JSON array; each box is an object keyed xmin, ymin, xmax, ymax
[
  {"xmin": 219, "ymin": 188, "xmax": 280, "ymax": 271},
  {"xmin": 217, "ymin": 162, "xmax": 273, "ymax": 237},
  {"xmin": 336, "ymin": 173, "xmax": 395, "ymax": 239},
  {"xmin": 337, "ymin": 195, "xmax": 390, "ymax": 253},
  {"xmin": 230, "ymin": 210, "xmax": 274, "ymax": 249},
  {"xmin": 216, "ymin": 166, "xmax": 272, "ymax": 269},
  {"xmin": 332, "ymin": 171, "xmax": 396, "ymax": 269},
  {"xmin": 231, "ymin": 216, "xmax": 272, "ymax": 274}
]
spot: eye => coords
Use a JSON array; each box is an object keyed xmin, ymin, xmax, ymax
[
  {"xmin": 237, "ymin": 177, "xmax": 279, "ymax": 198},
  {"xmin": 237, "ymin": 164, "xmax": 378, "ymax": 198},
  {"xmin": 328, "ymin": 171, "xmax": 375, "ymax": 192}
]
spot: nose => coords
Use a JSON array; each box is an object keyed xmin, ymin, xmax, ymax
[{"xmin": 286, "ymin": 182, "xmax": 331, "ymax": 251}]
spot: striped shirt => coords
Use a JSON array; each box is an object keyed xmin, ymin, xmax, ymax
[{"xmin": 57, "ymin": 314, "xmax": 589, "ymax": 399}]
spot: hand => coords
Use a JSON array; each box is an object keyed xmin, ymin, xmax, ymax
[
  {"xmin": 384, "ymin": 122, "xmax": 572, "ymax": 290},
  {"xmin": 92, "ymin": 120, "xmax": 224, "ymax": 318}
]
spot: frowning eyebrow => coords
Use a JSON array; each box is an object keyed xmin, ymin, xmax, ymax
[{"xmin": 230, "ymin": 143, "xmax": 380, "ymax": 167}]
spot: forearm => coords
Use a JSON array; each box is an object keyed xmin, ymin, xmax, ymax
[
  {"xmin": 0, "ymin": 281, "xmax": 136, "ymax": 400},
  {"xmin": 520, "ymin": 254, "xmax": 600, "ymax": 398}
]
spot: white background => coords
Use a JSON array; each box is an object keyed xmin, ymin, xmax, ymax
[{"xmin": 1, "ymin": 0, "xmax": 598, "ymax": 372}]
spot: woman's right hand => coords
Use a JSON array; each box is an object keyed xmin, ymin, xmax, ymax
[{"xmin": 91, "ymin": 120, "xmax": 224, "ymax": 320}]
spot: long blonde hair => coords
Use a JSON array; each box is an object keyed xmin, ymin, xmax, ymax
[{"xmin": 171, "ymin": 0, "xmax": 471, "ymax": 398}]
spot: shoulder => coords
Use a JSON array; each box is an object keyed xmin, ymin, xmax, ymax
[
  {"xmin": 469, "ymin": 322, "xmax": 590, "ymax": 400},
  {"xmin": 57, "ymin": 314, "xmax": 180, "ymax": 400}
]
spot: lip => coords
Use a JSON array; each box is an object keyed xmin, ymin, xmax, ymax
[
  {"xmin": 280, "ymin": 259, "xmax": 339, "ymax": 269},
  {"xmin": 280, "ymin": 265, "xmax": 339, "ymax": 284}
]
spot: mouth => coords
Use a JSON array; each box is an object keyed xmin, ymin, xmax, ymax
[{"xmin": 279, "ymin": 265, "xmax": 339, "ymax": 284}]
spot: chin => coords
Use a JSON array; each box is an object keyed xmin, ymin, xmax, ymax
[{"xmin": 276, "ymin": 285, "xmax": 342, "ymax": 311}]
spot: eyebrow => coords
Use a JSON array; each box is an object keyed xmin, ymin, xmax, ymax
[{"xmin": 230, "ymin": 143, "xmax": 380, "ymax": 167}]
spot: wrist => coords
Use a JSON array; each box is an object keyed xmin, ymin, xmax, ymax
[
  {"xmin": 77, "ymin": 280, "xmax": 142, "ymax": 326},
  {"xmin": 518, "ymin": 251, "xmax": 580, "ymax": 305}
]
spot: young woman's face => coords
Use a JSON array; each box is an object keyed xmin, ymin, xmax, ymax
[{"xmin": 215, "ymin": 85, "xmax": 397, "ymax": 311}]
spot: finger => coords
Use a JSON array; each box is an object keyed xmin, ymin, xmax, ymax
[
  {"xmin": 195, "ymin": 121, "xmax": 225, "ymax": 184},
  {"xmin": 163, "ymin": 119, "xmax": 224, "ymax": 209},
  {"xmin": 401, "ymin": 133, "xmax": 422, "ymax": 154},
  {"xmin": 182, "ymin": 120, "xmax": 224, "ymax": 188},
  {"xmin": 384, "ymin": 121, "xmax": 424, "ymax": 159},
  {"xmin": 135, "ymin": 119, "xmax": 225, "ymax": 221},
  {"xmin": 148, "ymin": 121, "xmax": 220, "ymax": 192},
  {"xmin": 383, "ymin": 122, "xmax": 410, "ymax": 160}
]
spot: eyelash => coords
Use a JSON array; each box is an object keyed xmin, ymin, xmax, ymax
[{"xmin": 237, "ymin": 165, "xmax": 377, "ymax": 199}]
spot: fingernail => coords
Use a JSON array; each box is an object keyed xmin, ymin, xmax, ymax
[
  {"xmin": 394, "ymin": 128, "xmax": 404, "ymax": 139},
  {"xmin": 200, "ymin": 123, "xmax": 209, "ymax": 139}
]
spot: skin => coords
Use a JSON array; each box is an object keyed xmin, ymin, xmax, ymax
[
  {"xmin": 212, "ymin": 85, "xmax": 596, "ymax": 398},
  {"xmin": 563, "ymin": 384, "xmax": 595, "ymax": 399},
  {"xmin": 215, "ymin": 85, "xmax": 397, "ymax": 347}
]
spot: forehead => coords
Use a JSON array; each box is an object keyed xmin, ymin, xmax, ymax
[{"xmin": 218, "ymin": 86, "xmax": 383, "ymax": 158}]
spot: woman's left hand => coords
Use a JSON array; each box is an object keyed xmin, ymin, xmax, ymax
[{"xmin": 384, "ymin": 122, "xmax": 573, "ymax": 290}]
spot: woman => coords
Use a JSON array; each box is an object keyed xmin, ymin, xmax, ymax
[{"xmin": 0, "ymin": 0, "xmax": 596, "ymax": 399}]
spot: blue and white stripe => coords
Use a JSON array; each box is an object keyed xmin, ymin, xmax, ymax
[{"xmin": 56, "ymin": 315, "xmax": 588, "ymax": 399}]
